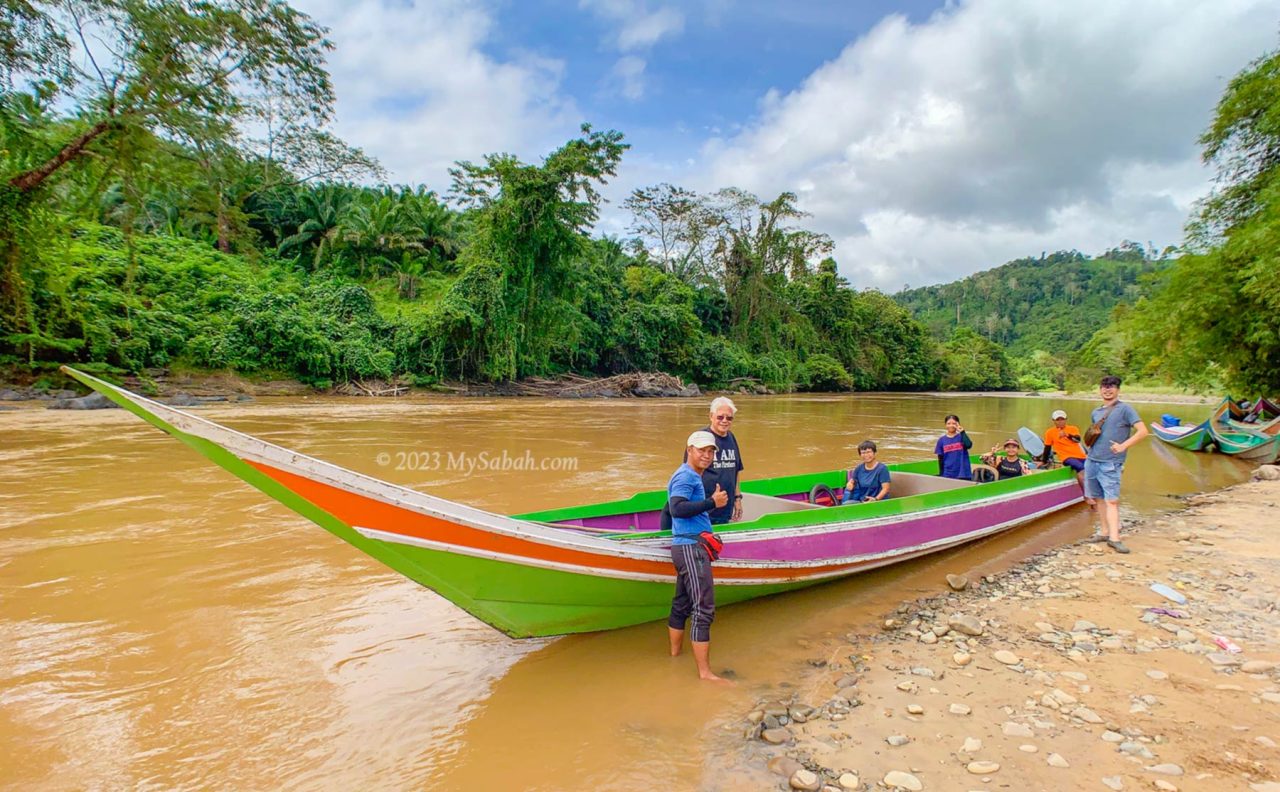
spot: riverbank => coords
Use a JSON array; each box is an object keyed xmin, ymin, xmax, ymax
[
  {"xmin": 732, "ymin": 471, "xmax": 1280, "ymax": 792},
  {"xmin": 953, "ymin": 389, "xmax": 1216, "ymax": 406},
  {"xmin": 1, "ymin": 366, "xmax": 1215, "ymax": 407}
]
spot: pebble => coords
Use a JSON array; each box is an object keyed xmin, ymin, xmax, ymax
[
  {"xmin": 1145, "ymin": 763, "xmax": 1184, "ymax": 776},
  {"xmin": 949, "ymin": 614, "xmax": 984, "ymax": 636},
  {"xmin": 949, "ymin": 703, "xmax": 972, "ymax": 715},
  {"xmin": 789, "ymin": 769, "xmax": 821, "ymax": 791},
  {"xmin": 1258, "ymin": 736, "xmax": 1277, "ymax": 748},
  {"xmin": 1073, "ymin": 619, "xmax": 1098, "ymax": 631},
  {"xmin": 1018, "ymin": 744, "xmax": 1037, "ymax": 753},
  {"xmin": 1101, "ymin": 730, "xmax": 1125, "ymax": 743},
  {"xmin": 1046, "ymin": 753, "xmax": 1069, "ymax": 768},
  {"xmin": 966, "ymin": 761, "xmax": 1000, "ymax": 774},
  {"xmin": 907, "ymin": 704, "xmax": 924, "ymax": 714},
  {"xmin": 761, "ymin": 727, "xmax": 792, "ymax": 744},
  {"xmin": 1073, "ymin": 706, "xmax": 1104, "ymax": 724},
  {"xmin": 1146, "ymin": 669, "xmax": 1168, "ymax": 680},
  {"xmin": 1262, "ymin": 692, "xmax": 1280, "ymax": 704},
  {"xmin": 1153, "ymin": 782, "xmax": 1178, "ymax": 792},
  {"xmin": 920, "ymin": 631, "xmax": 938, "ymax": 644},
  {"xmin": 1002, "ymin": 722, "xmax": 1034, "ymax": 738},
  {"xmin": 882, "ymin": 770, "xmax": 923, "ymax": 790},
  {"xmin": 887, "ymin": 735, "xmax": 910, "ymax": 747},
  {"xmin": 896, "ymin": 681, "xmax": 915, "ymax": 692},
  {"xmin": 1208, "ymin": 653, "xmax": 1242, "ymax": 666},
  {"xmin": 1242, "ymin": 661, "xmax": 1276, "ymax": 674},
  {"xmin": 947, "ymin": 573, "xmax": 969, "ymax": 591},
  {"xmin": 837, "ymin": 773, "xmax": 859, "ymax": 790},
  {"xmin": 993, "ymin": 650, "xmax": 1020, "ymax": 665},
  {"xmin": 961, "ymin": 737, "xmax": 982, "ymax": 753},
  {"xmin": 1120, "ymin": 741, "xmax": 1155, "ymax": 759},
  {"xmin": 1101, "ymin": 776, "xmax": 1124, "ymax": 790},
  {"xmin": 1051, "ymin": 688, "xmax": 1078, "ymax": 706},
  {"xmin": 768, "ymin": 757, "xmax": 804, "ymax": 777},
  {"xmin": 1035, "ymin": 621, "xmax": 1057, "ymax": 632},
  {"xmin": 953, "ymin": 652, "xmax": 972, "ymax": 666},
  {"xmin": 1250, "ymin": 784, "xmax": 1280, "ymax": 792},
  {"xmin": 910, "ymin": 667, "xmax": 935, "ymax": 678}
]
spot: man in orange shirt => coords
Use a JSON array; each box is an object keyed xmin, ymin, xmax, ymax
[{"xmin": 1043, "ymin": 409, "xmax": 1086, "ymax": 488}]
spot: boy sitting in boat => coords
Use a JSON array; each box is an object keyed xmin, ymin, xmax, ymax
[
  {"xmin": 981, "ymin": 439, "xmax": 1032, "ymax": 478},
  {"xmin": 842, "ymin": 440, "xmax": 891, "ymax": 503}
]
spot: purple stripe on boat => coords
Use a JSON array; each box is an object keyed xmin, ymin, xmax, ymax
[{"xmin": 723, "ymin": 485, "xmax": 1078, "ymax": 562}]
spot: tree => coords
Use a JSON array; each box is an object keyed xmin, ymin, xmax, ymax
[
  {"xmin": 2, "ymin": 0, "xmax": 339, "ymax": 339},
  {"xmin": 1125, "ymin": 45, "xmax": 1280, "ymax": 393},
  {"xmin": 624, "ymin": 183, "xmax": 720, "ymax": 284},
  {"xmin": 437, "ymin": 124, "xmax": 628, "ymax": 379}
]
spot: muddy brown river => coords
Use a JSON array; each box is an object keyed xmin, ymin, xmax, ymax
[{"xmin": 0, "ymin": 393, "xmax": 1251, "ymax": 790}]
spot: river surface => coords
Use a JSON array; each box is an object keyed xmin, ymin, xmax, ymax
[{"xmin": 0, "ymin": 393, "xmax": 1252, "ymax": 790}]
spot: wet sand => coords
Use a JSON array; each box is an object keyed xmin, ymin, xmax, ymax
[{"xmin": 731, "ymin": 473, "xmax": 1280, "ymax": 791}]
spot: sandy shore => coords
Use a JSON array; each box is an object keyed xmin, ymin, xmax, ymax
[{"xmin": 733, "ymin": 472, "xmax": 1280, "ymax": 791}]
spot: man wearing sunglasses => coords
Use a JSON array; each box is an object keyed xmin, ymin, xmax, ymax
[{"xmin": 690, "ymin": 396, "xmax": 745, "ymax": 524}]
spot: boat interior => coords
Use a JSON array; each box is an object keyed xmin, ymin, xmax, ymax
[{"xmin": 544, "ymin": 469, "xmax": 1006, "ymax": 534}]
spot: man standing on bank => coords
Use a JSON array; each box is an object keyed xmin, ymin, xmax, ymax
[
  {"xmin": 695, "ymin": 396, "xmax": 745, "ymax": 524},
  {"xmin": 1084, "ymin": 375, "xmax": 1148, "ymax": 554},
  {"xmin": 667, "ymin": 431, "xmax": 730, "ymax": 682}
]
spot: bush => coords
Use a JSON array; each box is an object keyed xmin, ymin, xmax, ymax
[{"xmin": 800, "ymin": 352, "xmax": 854, "ymax": 391}]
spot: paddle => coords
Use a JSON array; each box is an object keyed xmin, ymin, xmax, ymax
[{"xmin": 1017, "ymin": 426, "xmax": 1045, "ymax": 458}]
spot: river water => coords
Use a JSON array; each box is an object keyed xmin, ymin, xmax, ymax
[{"xmin": 0, "ymin": 393, "xmax": 1251, "ymax": 790}]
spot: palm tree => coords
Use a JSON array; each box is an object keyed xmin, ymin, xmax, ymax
[{"xmin": 278, "ymin": 185, "xmax": 352, "ymax": 270}]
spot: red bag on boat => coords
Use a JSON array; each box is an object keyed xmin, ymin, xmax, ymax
[{"xmin": 697, "ymin": 531, "xmax": 724, "ymax": 562}]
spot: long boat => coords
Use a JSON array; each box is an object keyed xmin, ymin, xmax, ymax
[
  {"xmin": 1149, "ymin": 419, "xmax": 1214, "ymax": 451},
  {"xmin": 61, "ymin": 367, "xmax": 1084, "ymax": 638},
  {"xmin": 1207, "ymin": 420, "xmax": 1280, "ymax": 463}
]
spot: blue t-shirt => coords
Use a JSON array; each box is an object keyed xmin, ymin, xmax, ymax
[
  {"xmin": 1086, "ymin": 401, "xmax": 1142, "ymax": 463},
  {"xmin": 667, "ymin": 463, "xmax": 710, "ymax": 545},
  {"xmin": 934, "ymin": 432, "xmax": 972, "ymax": 479},
  {"xmin": 844, "ymin": 462, "xmax": 891, "ymax": 503},
  {"xmin": 683, "ymin": 428, "xmax": 743, "ymax": 524}
]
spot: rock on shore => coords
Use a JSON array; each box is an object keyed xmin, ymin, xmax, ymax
[{"xmin": 733, "ymin": 478, "xmax": 1280, "ymax": 791}]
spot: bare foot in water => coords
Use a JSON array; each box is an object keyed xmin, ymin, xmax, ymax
[{"xmin": 699, "ymin": 670, "xmax": 735, "ymax": 686}]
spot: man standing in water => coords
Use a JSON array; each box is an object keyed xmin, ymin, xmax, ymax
[
  {"xmin": 667, "ymin": 431, "xmax": 730, "ymax": 682},
  {"xmin": 1084, "ymin": 375, "xmax": 1148, "ymax": 554},
  {"xmin": 698, "ymin": 397, "xmax": 744, "ymax": 524}
]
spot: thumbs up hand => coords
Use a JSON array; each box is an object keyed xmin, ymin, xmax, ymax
[{"xmin": 711, "ymin": 483, "xmax": 729, "ymax": 508}]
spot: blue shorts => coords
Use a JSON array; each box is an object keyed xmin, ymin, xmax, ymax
[
  {"xmin": 1084, "ymin": 458, "xmax": 1123, "ymax": 500},
  {"xmin": 1063, "ymin": 457, "xmax": 1085, "ymax": 472}
]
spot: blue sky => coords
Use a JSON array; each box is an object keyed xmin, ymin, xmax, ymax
[{"xmin": 293, "ymin": 0, "xmax": 1278, "ymax": 290}]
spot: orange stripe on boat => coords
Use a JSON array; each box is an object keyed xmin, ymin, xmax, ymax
[{"xmin": 246, "ymin": 460, "xmax": 864, "ymax": 581}]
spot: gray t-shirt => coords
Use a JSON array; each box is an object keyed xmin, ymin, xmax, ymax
[{"xmin": 1086, "ymin": 401, "xmax": 1141, "ymax": 463}]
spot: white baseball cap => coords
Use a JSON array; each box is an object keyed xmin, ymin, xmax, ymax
[
  {"xmin": 1051, "ymin": 410, "xmax": 1067, "ymax": 419},
  {"xmin": 686, "ymin": 430, "xmax": 718, "ymax": 449}
]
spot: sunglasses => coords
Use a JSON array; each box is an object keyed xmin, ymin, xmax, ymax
[{"xmin": 713, "ymin": 415, "xmax": 734, "ymax": 422}]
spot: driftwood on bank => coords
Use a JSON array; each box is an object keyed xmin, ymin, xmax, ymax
[
  {"xmin": 334, "ymin": 379, "xmax": 409, "ymax": 397},
  {"xmin": 465, "ymin": 372, "xmax": 701, "ymax": 399}
]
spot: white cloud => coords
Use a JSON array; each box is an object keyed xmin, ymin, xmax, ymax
[
  {"xmin": 610, "ymin": 55, "xmax": 648, "ymax": 101},
  {"xmin": 697, "ymin": 0, "xmax": 1279, "ymax": 289},
  {"xmin": 579, "ymin": 0, "xmax": 685, "ymax": 101},
  {"xmin": 292, "ymin": 0, "xmax": 582, "ymax": 188}
]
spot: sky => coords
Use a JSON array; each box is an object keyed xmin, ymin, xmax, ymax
[{"xmin": 291, "ymin": 0, "xmax": 1278, "ymax": 291}]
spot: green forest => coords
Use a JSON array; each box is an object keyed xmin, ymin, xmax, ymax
[{"xmin": 2, "ymin": 2, "xmax": 1278, "ymax": 395}]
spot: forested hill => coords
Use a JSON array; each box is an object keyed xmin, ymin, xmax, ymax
[{"xmin": 892, "ymin": 244, "xmax": 1170, "ymax": 357}]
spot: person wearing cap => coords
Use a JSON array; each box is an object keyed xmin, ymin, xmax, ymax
[
  {"xmin": 684, "ymin": 396, "xmax": 745, "ymax": 524},
  {"xmin": 1043, "ymin": 409, "xmax": 1087, "ymax": 487},
  {"xmin": 982, "ymin": 438, "xmax": 1032, "ymax": 478},
  {"xmin": 666, "ymin": 430, "xmax": 730, "ymax": 682}
]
